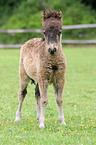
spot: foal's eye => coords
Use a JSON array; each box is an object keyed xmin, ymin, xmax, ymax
[{"xmin": 43, "ymin": 30, "xmax": 46, "ymax": 35}]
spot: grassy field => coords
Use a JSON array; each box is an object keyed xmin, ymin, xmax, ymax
[{"xmin": 0, "ymin": 47, "xmax": 96, "ymax": 145}]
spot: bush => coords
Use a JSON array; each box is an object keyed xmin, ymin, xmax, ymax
[{"xmin": 0, "ymin": 0, "xmax": 96, "ymax": 44}]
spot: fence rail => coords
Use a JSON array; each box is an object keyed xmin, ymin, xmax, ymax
[
  {"xmin": 0, "ymin": 24, "xmax": 96, "ymax": 34},
  {"xmin": 62, "ymin": 24, "xmax": 96, "ymax": 30},
  {"xmin": 0, "ymin": 44, "xmax": 22, "ymax": 49},
  {"xmin": 1, "ymin": 40, "xmax": 96, "ymax": 48},
  {"xmin": 0, "ymin": 29, "xmax": 42, "ymax": 34},
  {"xmin": 0, "ymin": 24, "xmax": 96, "ymax": 48},
  {"xmin": 62, "ymin": 40, "xmax": 96, "ymax": 44}
]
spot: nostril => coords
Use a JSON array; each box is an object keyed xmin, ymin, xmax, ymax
[
  {"xmin": 48, "ymin": 47, "xmax": 57, "ymax": 55},
  {"xmin": 54, "ymin": 48, "xmax": 56, "ymax": 52},
  {"xmin": 48, "ymin": 48, "xmax": 51, "ymax": 53}
]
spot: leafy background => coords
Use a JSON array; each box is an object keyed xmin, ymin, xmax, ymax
[{"xmin": 0, "ymin": 0, "xmax": 96, "ymax": 44}]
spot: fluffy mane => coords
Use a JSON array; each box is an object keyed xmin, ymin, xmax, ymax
[{"xmin": 42, "ymin": 10, "xmax": 62, "ymax": 22}]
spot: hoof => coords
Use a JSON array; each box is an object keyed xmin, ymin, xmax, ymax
[
  {"xmin": 37, "ymin": 118, "xmax": 39, "ymax": 121},
  {"xmin": 15, "ymin": 117, "xmax": 21, "ymax": 122},
  {"xmin": 39, "ymin": 124, "xmax": 45, "ymax": 128},
  {"xmin": 60, "ymin": 121, "xmax": 66, "ymax": 126},
  {"xmin": 36, "ymin": 115, "xmax": 40, "ymax": 121}
]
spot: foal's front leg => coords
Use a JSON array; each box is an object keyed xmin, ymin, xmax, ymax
[
  {"xmin": 54, "ymin": 81, "xmax": 66, "ymax": 125},
  {"xmin": 38, "ymin": 80, "xmax": 48, "ymax": 128},
  {"xmin": 35, "ymin": 83, "xmax": 40, "ymax": 120}
]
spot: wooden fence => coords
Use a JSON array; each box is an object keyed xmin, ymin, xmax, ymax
[{"xmin": 0, "ymin": 24, "xmax": 96, "ymax": 48}]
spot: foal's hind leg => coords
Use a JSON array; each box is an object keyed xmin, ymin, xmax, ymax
[
  {"xmin": 15, "ymin": 64, "xmax": 30, "ymax": 122},
  {"xmin": 54, "ymin": 79, "xmax": 66, "ymax": 125},
  {"xmin": 35, "ymin": 83, "xmax": 40, "ymax": 120}
]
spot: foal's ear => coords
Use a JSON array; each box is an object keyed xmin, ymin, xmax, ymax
[
  {"xmin": 57, "ymin": 9, "xmax": 62, "ymax": 20},
  {"xmin": 42, "ymin": 10, "xmax": 46, "ymax": 21}
]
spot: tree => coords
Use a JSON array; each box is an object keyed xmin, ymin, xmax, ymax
[{"xmin": 81, "ymin": 0, "xmax": 96, "ymax": 10}]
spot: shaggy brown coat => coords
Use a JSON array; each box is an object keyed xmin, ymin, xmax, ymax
[{"xmin": 15, "ymin": 10, "xmax": 67, "ymax": 128}]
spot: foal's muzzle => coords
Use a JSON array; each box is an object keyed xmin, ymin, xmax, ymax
[{"xmin": 48, "ymin": 47, "xmax": 57, "ymax": 55}]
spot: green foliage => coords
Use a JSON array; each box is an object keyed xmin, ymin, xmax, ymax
[
  {"xmin": 0, "ymin": 0, "xmax": 96, "ymax": 44},
  {"xmin": 0, "ymin": 47, "xmax": 96, "ymax": 144},
  {"xmin": 0, "ymin": 0, "xmax": 22, "ymax": 26},
  {"xmin": 5, "ymin": 12, "xmax": 42, "ymax": 29},
  {"xmin": 81, "ymin": 0, "xmax": 96, "ymax": 10}
]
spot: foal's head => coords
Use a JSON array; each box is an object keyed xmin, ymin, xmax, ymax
[{"xmin": 42, "ymin": 10, "xmax": 62, "ymax": 55}]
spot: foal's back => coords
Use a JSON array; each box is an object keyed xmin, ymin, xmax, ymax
[{"xmin": 21, "ymin": 38, "xmax": 44, "ymax": 58}]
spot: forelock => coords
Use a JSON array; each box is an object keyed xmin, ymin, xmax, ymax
[{"xmin": 44, "ymin": 10, "xmax": 60, "ymax": 20}]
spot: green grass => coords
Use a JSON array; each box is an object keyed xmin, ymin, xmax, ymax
[{"xmin": 0, "ymin": 47, "xmax": 96, "ymax": 144}]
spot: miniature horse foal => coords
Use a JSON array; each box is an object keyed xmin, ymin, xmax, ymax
[{"xmin": 15, "ymin": 10, "xmax": 67, "ymax": 128}]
